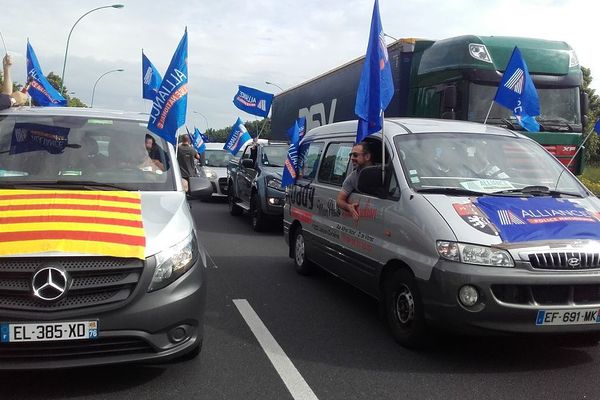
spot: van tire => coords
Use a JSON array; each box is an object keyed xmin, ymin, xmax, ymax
[
  {"xmin": 292, "ymin": 227, "xmax": 313, "ymax": 275},
  {"xmin": 384, "ymin": 269, "xmax": 427, "ymax": 348},
  {"xmin": 251, "ymin": 194, "xmax": 267, "ymax": 232},
  {"xmin": 228, "ymin": 190, "xmax": 242, "ymax": 216}
]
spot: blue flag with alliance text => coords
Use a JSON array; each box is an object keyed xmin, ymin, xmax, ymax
[
  {"xmin": 26, "ymin": 41, "xmax": 67, "ymax": 107},
  {"xmin": 233, "ymin": 85, "xmax": 274, "ymax": 118},
  {"xmin": 142, "ymin": 51, "xmax": 163, "ymax": 100},
  {"xmin": 190, "ymin": 127, "xmax": 206, "ymax": 154},
  {"xmin": 223, "ymin": 117, "xmax": 252, "ymax": 155},
  {"xmin": 494, "ymin": 47, "xmax": 540, "ymax": 132},
  {"xmin": 286, "ymin": 117, "xmax": 307, "ymax": 142},
  {"xmin": 282, "ymin": 120, "xmax": 300, "ymax": 188},
  {"xmin": 200, "ymin": 131, "xmax": 209, "ymax": 143},
  {"xmin": 354, "ymin": 0, "xmax": 394, "ymax": 143},
  {"xmin": 147, "ymin": 29, "xmax": 188, "ymax": 145}
]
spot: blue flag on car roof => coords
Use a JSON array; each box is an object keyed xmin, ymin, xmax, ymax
[
  {"xmin": 190, "ymin": 127, "xmax": 206, "ymax": 154},
  {"xmin": 26, "ymin": 40, "xmax": 67, "ymax": 107},
  {"xmin": 223, "ymin": 117, "xmax": 252, "ymax": 155},
  {"xmin": 282, "ymin": 120, "xmax": 301, "ymax": 188},
  {"xmin": 233, "ymin": 85, "xmax": 274, "ymax": 118},
  {"xmin": 494, "ymin": 47, "xmax": 540, "ymax": 132},
  {"xmin": 142, "ymin": 51, "xmax": 163, "ymax": 100},
  {"xmin": 200, "ymin": 131, "xmax": 209, "ymax": 143},
  {"xmin": 147, "ymin": 28, "xmax": 188, "ymax": 145},
  {"xmin": 354, "ymin": 0, "xmax": 394, "ymax": 144},
  {"xmin": 286, "ymin": 117, "xmax": 307, "ymax": 142}
]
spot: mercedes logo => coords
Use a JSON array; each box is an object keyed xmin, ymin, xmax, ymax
[
  {"xmin": 567, "ymin": 257, "xmax": 581, "ymax": 268},
  {"xmin": 32, "ymin": 266, "xmax": 69, "ymax": 301}
]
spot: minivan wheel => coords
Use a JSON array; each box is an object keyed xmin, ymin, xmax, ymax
[
  {"xmin": 228, "ymin": 190, "xmax": 242, "ymax": 216},
  {"xmin": 292, "ymin": 227, "xmax": 313, "ymax": 275},
  {"xmin": 384, "ymin": 269, "xmax": 427, "ymax": 348},
  {"xmin": 251, "ymin": 194, "xmax": 267, "ymax": 232}
]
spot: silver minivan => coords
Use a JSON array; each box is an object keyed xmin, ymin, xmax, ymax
[
  {"xmin": 284, "ymin": 118, "xmax": 600, "ymax": 347},
  {"xmin": 0, "ymin": 107, "xmax": 210, "ymax": 368}
]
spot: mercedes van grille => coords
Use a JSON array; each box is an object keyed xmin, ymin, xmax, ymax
[
  {"xmin": 528, "ymin": 252, "xmax": 600, "ymax": 270},
  {"xmin": 0, "ymin": 257, "xmax": 144, "ymax": 312}
]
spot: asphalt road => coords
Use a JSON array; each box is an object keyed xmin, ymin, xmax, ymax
[{"xmin": 2, "ymin": 199, "xmax": 600, "ymax": 400}]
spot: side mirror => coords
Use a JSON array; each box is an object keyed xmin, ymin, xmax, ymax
[
  {"xmin": 241, "ymin": 158, "xmax": 254, "ymax": 169},
  {"xmin": 357, "ymin": 166, "xmax": 387, "ymax": 198},
  {"xmin": 188, "ymin": 176, "xmax": 213, "ymax": 199}
]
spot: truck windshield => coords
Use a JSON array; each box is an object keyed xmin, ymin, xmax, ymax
[
  {"xmin": 394, "ymin": 133, "xmax": 588, "ymax": 196},
  {"xmin": 468, "ymin": 83, "xmax": 581, "ymax": 130},
  {"xmin": 261, "ymin": 146, "xmax": 287, "ymax": 167},
  {"xmin": 0, "ymin": 115, "xmax": 175, "ymax": 191}
]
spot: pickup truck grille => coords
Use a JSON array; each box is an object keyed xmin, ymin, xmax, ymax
[
  {"xmin": 528, "ymin": 252, "xmax": 600, "ymax": 270},
  {"xmin": 0, "ymin": 257, "xmax": 144, "ymax": 312}
]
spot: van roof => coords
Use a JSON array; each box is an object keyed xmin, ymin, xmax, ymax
[
  {"xmin": 0, "ymin": 106, "xmax": 149, "ymax": 122},
  {"xmin": 302, "ymin": 118, "xmax": 521, "ymax": 141}
]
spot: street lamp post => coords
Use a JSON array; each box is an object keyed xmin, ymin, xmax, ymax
[
  {"xmin": 265, "ymin": 81, "xmax": 284, "ymax": 92},
  {"xmin": 60, "ymin": 4, "xmax": 124, "ymax": 93},
  {"xmin": 90, "ymin": 68, "xmax": 124, "ymax": 107},
  {"xmin": 193, "ymin": 111, "xmax": 210, "ymax": 131}
]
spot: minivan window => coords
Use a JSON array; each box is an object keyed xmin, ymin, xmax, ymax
[
  {"xmin": 394, "ymin": 133, "xmax": 588, "ymax": 195},
  {"xmin": 298, "ymin": 141, "xmax": 324, "ymax": 179},
  {"xmin": 0, "ymin": 115, "xmax": 175, "ymax": 191},
  {"xmin": 318, "ymin": 142, "xmax": 353, "ymax": 186}
]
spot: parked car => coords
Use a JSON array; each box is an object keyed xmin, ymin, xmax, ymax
[
  {"xmin": 284, "ymin": 118, "xmax": 600, "ymax": 348},
  {"xmin": 197, "ymin": 143, "xmax": 233, "ymax": 200},
  {"xmin": 228, "ymin": 140, "xmax": 288, "ymax": 231},
  {"xmin": 0, "ymin": 106, "xmax": 211, "ymax": 369}
]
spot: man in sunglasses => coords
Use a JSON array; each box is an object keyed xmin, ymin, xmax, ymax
[{"xmin": 336, "ymin": 141, "xmax": 374, "ymax": 221}]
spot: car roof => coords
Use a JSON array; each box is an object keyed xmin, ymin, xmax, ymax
[
  {"xmin": 204, "ymin": 142, "xmax": 226, "ymax": 150},
  {"xmin": 0, "ymin": 106, "xmax": 150, "ymax": 122},
  {"xmin": 303, "ymin": 117, "xmax": 521, "ymax": 141}
]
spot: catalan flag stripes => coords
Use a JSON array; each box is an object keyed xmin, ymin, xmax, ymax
[{"xmin": 0, "ymin": 190, "xmax": 146, "ymax": 259}]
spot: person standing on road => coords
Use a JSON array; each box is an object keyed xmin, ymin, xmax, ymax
[
  {"xmin": 1, "ymin": 54, "xmax": 28, "ymax": 109},
  {"xmin": 177, "ymin": 134, "xmax": 200, "ymax": 193},
  {"xmin": 336, "ymin": 141, "xmax": 374, "ymax": 221}
]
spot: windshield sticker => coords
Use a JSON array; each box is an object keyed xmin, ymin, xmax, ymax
[
  {"xmin": 411, "ymin": 176, "xmax": 420, "ymax": 183},
  {"xmin": 10, "ymin": 123, "xmax": 70, "ymax": 155},
  {"xmin": 0, "ymin": 170, "xmax": 28, "ymax": 177},
  {"xmin": 409, "ymin": 170, "xmax": 418, "ymax": 175},
  {"xmin": 87, "ymin": 119, "xmax": 114, "ymax": 125},
  {"xmin": 0, "ymin": 190, "xmax": 146, "ymax": 259},
  {"xmin": 453, "ymin": 202, "xmax": 499, "ymax": 236},
  {"xmin": 460, "ymin": 179, "xmax": 515, "ymax": 192},
  {"xmin": 476, "ymin": 197, "xmax": 600, "ymax": 242}
]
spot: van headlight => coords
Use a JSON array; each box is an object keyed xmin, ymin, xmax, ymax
[
  {"xmin": 148, "ymin": 233, "xmax": 198, "ymax": 292},
  {"xmin": 436, "ymin": 241, "xmax": 514, "ymax": 267},
  {"xmin": 203, "ymin": 168, "xmax": 217, "ymax": 180}
]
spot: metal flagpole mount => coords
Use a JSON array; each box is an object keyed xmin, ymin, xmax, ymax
[
  {"xmin": 566, "ymin": 127, "xmax": 597, "ymax": 169},
  {"xmin": 483, "ymin": 101, "xmax": 494, "ymax": 125}
]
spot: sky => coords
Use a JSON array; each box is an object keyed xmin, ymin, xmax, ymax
[{"xmin": 2, "ymin": 0, "xmax": 599, "ymax": 131}]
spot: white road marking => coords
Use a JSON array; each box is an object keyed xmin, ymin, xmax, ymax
[{"xmin": 233, "ymin": 299, "xmax": 319, "ymax": 400}]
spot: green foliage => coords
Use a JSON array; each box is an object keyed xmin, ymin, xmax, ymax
[
  {"xmin": 46, "ymin": 72, "xmax": 88, "ymax": 108},
  {"xmin": 204, "ymin": 118, "xmax": 273, "ymax": 142},
  {"xmin": 580, "ymin": 166, "xmax": 600, "ymax": 195},
  {"xmin": 582, "ymin": 67, "xmax": 600, "ymax": 165}
]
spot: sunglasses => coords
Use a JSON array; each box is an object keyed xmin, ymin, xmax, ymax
[{"xmin": 349, "ymin": 152, "xmax": 364, "ymax": 158}]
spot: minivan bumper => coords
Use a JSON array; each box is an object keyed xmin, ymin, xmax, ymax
[
  {"xmin": 0, "ymin": 257, "xmax": 206, "ymax": 370},
  {"xmin": 420, "ymin": 260, "xmax": 600, "ymax": 335}
]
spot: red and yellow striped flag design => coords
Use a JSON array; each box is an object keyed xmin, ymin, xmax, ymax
[{"xmin": 0, "ymin": 190, "xmax": 145, "ymax": 259}]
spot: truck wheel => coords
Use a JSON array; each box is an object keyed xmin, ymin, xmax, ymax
[
  {"xmin": 228, "ymin": 190, "xmax": 242, "ymax": 216},
  {"xmin": 384, "ymin": 268, "xmax": 427, "ymax": 348},
  {"xmin": 292, "ymin": 227, "xmax": 313, "ymax": 275},
  {"xmin": 251, "ymin": 194, "xmax": 268, "ymax": 232}
]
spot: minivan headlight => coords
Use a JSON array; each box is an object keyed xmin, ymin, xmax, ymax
[
  {"xmin": 149, "ymin": 233, "xmax": 198, "ymax": 292},
  {"xmin": 203, "ymin": 168, "xmax": 217, "ymax": 180},
  {"xmin": 436, "ymin": 241, "xmax": 514, "ymax": 268}
]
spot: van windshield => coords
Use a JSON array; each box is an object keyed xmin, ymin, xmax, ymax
[
  {"xmin": 0, "ymin": 115, "xmax": 175, "ymax": 191},
  {"xmin": 394, "ymin": 133, "xmax": 588, "ymax": 196},
  {"xmin": 204, "ymin": 149, "xmax": 233, "ymax": 167}
]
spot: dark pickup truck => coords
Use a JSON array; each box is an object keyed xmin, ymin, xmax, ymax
[{"xmin": 227, "ymin": 141, "xmax": 288, "ymax": 231}]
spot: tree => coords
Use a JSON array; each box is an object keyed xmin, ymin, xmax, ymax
[
  {"xmin": 46, "ymin": 72, "xmax": 88, "ymax": 108},
  {"xmin": 204, "ymin": 118, "xmax": 273, "ymax": 143},
  {"xmin": 582, "ymin": 67, "xmax": 599, "ymax": 165}
]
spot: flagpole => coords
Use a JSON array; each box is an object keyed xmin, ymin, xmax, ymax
[
  {"xmin": 566, "ymin": 127, "xmax": 597, "ymax": 169},
  {"xmin": 483, "ymin": 101, "xmax": 494, "ymax": 125},
  {"xmin": 255, "ymin": 117, "xmax": 269, "ymax": 140},
  {"xmin": 0, "ymin": 31, "xmax": 7, "ymax": 55},
  {"xmin": 381, "ymin": 112, "xmax": 385, "ymax": 184}
]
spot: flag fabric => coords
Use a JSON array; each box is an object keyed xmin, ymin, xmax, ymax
[
  {"xmin": 0, "ymin": 190, "xmax": 146, "ymax": 259},
  {"xmin": 232, "ymin": 85, "xmax": 274, "ymax": 118},
  {"xmin": 594, "ymin": 120, "xmax": 600, "ymax": 135},
  {"xmin": 147, "ymin": 29, "xmax": 188, "ymax": 145},
  {"xmin": 200, "ymin": 131, "xmax": 209, "ymax": 143},
  {"xmin": 223, "ymin": 117, "xmax": 252, "ymax": 155},
  {"xmin": 10, "ymin": 123, "xmax": 70, "ymax": 155},
  {"xmin": 282, "ymin": 121, "xmax": 300, "ymax": 188},
  {"xmin": 190, "ymin": 127, "xmax": 206, "ymax": 154},
  {"xmin": 354, "ymin": 0, "xmax": 394, "ymax": 144},
  {"xmin": 286, "ymin": 117, "xmax": 307, "ymax": 142},
  {"xmin": 142, "ymin": 51, "xmax": 163, "ymax": 100},
  {"xmin": 26, "ymin": 41, "xmax": 67, "ymax": 107},
  {"xmin": 494, "ymin": 47, "xmax": 540, "ymax": 132}
]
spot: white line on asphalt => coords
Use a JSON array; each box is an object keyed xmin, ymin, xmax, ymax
[{"xmin": 233, "ymin": 299, "xmax": 319, "ymax": 400}]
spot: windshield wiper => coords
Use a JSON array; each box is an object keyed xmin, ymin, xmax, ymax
[
  {"xmin": 416, "ymin": 187, "xmax": 487, "ymax": 196},
  {"xmin": 0, "ymin": 180, "xmax": 130, "ymax": 191},
  {"xmin": 493, "ymin": 185, "xmax": 583, "ymax": 198}
]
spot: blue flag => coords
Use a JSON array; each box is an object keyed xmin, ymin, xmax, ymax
[
  {"xmin": 233, "ymin": 85, "xmax": 274, "ymax": 118},
  {"xmin": 286, "ymin": 117, "xmax": 307, "ymax": 142},
  {"xmin": 494, "ymin": 47, "xmax": 540, "ymax": 132},
  {"xmin": 594, "ymin": 120, "xmax": 600, "ymax": 135},
  {"xmin": 224, "ymin": 117, "xmax": 252, "ymax": 155},
  {"xmin": 282, "ymin": 121, "xmax": 301, "ymax": 188},
  {"xmin": 26, "ymin": 41, "xmax": 67, "ymax": 107},
  {"xmin": 190, "ymin": 127, "xmax": 206, "ymax": 154},
  {"xmin": 10, "ymin": 123, "xmax": 70, "ymax": 154},
  {"xmin": 200, "ymin": 131, "xmax": 209, "ymax": 143},
  {"xmin": 354, "ymin": 0, "xmax": 394, "ymax": 143},
  {"xmin": 142, "ymin": 51, "xmax": 163, "ymax": 100},
  {"xmin": 147, "ymin": 29, "xmax": 188, "ymax": 145}
]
